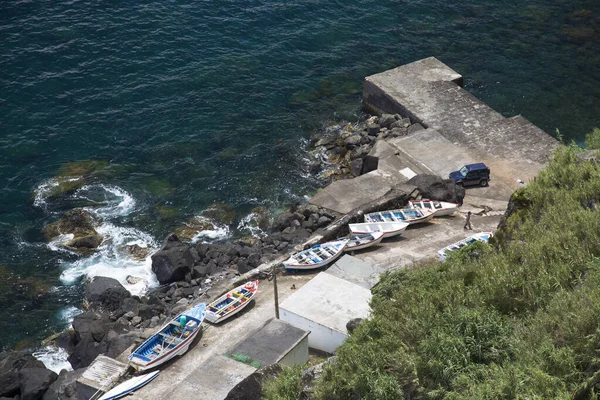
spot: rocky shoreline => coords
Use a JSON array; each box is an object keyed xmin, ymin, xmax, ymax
[{"xmin": 0, "ymin": 112, "xmax": 451, "ymax": 400}]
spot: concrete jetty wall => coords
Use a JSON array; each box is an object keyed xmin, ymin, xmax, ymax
[{"xmin": 363, "ymin": 57, "xmax": 558, "ymax": 164}]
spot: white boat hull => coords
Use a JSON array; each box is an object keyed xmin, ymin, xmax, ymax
[
  {"xmin": 98, "ymin": 371, "xmax": 160, "ymax": 400},
  {"xmin": 205, "ymin": 300, "xmax": 251, "ymax": 323},
  {"xmin": 409, "ymin": 200, "xmax": 459, "ymax": 217},
  {"xmin": 348, "ymin": 222, "xmax": 409, "ymax": 238},
  {"xmin": 283, "ymin": 240, "xmax": 348, "ymax": 271},
  {"xmin": 130, "ymin": 328, "xmax": 200, "ymax": 371},
  {"xmin": 438, "ymin": 232, "xmax": 493, "ymax": 261},
  {"xmin": 343, "ymin": 232, "xmax": 385, "ymax": 251}
]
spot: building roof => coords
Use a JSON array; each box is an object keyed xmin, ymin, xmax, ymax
[
  {"xmin": 227, "ymin": 318, "xmax": 309, "ymax": 366},
  {"xmin": 279, "ymin": 272, "xmax": 371, "ymax": 334},
  {"xmin": 325, "ymin": 255, "xmax": 386, "ymax": 289}
]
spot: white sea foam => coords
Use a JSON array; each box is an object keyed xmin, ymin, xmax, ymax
[
  {"xmin": 59, "ymin": 305, "xmax": 82, "ymax": 326},
  {"xmin": 33, "ymin": 177, "xmax": 82, "ymax": 209},
  {"xmin": 236, "ymin": 212, "xmax": 266, "ymax": 238},
  {"xmin": 77, "ymin": 184, "xmax": 136, "ymax": 218},
  {"xmin": 59, "ymin": 223, "xmax": 158, "ymax": 296},
  {"xmin": 191, "ymin": 221, "xmax": 230, "ymax": 243},
  {"xmin": 33, "ymin": 346, "xmax": 72, "ymax": 374}
]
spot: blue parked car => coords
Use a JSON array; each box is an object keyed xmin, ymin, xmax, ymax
[{"xmin": 449, "ymin": 163, "xmax": 490, "ymax": 187}]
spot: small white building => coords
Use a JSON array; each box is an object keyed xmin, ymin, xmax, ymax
[
  {"xmin": 279, "ymin": 272, "xmax": 371, "ymax": 354},
  {"xmin": 226, "ymin": 317, "xmax": 310, "ymax": 367}
]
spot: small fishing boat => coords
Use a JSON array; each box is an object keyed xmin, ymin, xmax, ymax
[
  {"xmin": 205, "ymin": 280, "xmax": 259, "ymax": 324},
  {"xmin": 129, "ymin": 303, "xmax": 206, "ymax": 371},
  {"xmin": 408, "ymin": 199, "xmax": 459, "ymax": 217},
  {"xmin": 342, "ymin": 232, "xmax": 385, "ymax": 252},
  {"xmin": 364, "ymin": 208, "xmax": 434, "ymax": 225},
  {"xmin": 283, "ymin": 239, "xmax": 348, "ymax": 271},
  {"xmin": 98, "ymin": 371, "xmax": 160, "ymax": 400},
  {"xmin": 438, "ymin": 232, "xmax": 493, "ymax": 261},
  {"xmin": 348, "ymin": 221, "xmax": 409, "ymax": 238}
]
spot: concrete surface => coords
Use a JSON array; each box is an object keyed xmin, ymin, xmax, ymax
[
  {"xmin": 169, "ymin": 355, "xmax": 257, "ymax": 400},
  {"xmin": 325, "ymin": 255, "xmax": 386, "ymax": 289},
  {"xmin": 128, "ymin": 274, "xmax": 315, "ymax": 400},
  {"xmin": 310, "ymin": 57, "xmax": 557, "ymax": 215},
  {"xmin": 226, "ymin": 318, "xmax": 309, "ymax": 367},
  {"xmin": 279, "ymin": 272, "xmax": 371, "ymax": 353},
  {"xmin": 76, "ymin": 355, "xmax": 127, "ymax": 400}
]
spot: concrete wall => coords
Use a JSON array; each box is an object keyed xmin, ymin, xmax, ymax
[
  {"xmin": 278, "ymin": 335, "xmax": 309, "ymax": 366},
  {"xmin": 280, "ymin": 308, "xmax": 347, "ymax": 354}
]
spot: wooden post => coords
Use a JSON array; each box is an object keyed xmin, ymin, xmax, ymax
[{"xmin": 273, "ymin": 263, "xmax": 280, "ymax": 319}]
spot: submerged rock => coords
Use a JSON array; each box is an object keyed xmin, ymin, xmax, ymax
[
  {"xmin": 42, "ymin": 209, "xmax": 103, "ymax": 251},
  {"xmin": 173, "ymin": 216, "xmax": 215, "ymax": 241},
  {"xmin": 33, "ymin": 160, "xmax": 110, "ymax": 201},
  {"xmin": 202, "ymin": 203, "xmax": 237, "ymax": 225}
]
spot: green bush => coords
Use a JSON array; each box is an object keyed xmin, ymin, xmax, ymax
[
  {"xmin": 263, "ymin": 365, "xmax": 304, "ymax": 400},
  {"xmin": 308, "ymin": 133, "xmax": 600, "ymax": 399}
]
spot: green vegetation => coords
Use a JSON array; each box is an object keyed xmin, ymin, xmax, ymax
[
  {"xmin": 265, "ymin": 135, "xmax": 600, "ymax": 399},
  {"xmin": 263, "ymin": 365, "xmax": 305, "ymax": 400}
]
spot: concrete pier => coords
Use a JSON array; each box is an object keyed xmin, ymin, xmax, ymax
[{"xmin": 310, "ymin": 57, "xmax": 559, "ymax": 215}]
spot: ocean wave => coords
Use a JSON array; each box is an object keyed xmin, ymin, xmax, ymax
[{"xmin": 59, "ymin": 223, "xmax": 158, "ymax": 296}]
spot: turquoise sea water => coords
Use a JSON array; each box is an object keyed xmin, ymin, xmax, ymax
[{"xmin": 1, "ymin": 0, "xmax": 599, "ymax": 352}]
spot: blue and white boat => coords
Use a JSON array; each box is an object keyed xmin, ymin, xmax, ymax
[
  {"xmin": 128, "ymin": 303, "xmax": 206, "ymax": 371},
  {"xmin": 283, "ymin": 239, "xmax": 348, "ymax": 271},
  {"xmin": 364, "ymin": 208, "xmax": 434, "ymax": 225},
  {"xmin": 98, "ymin": 371, "xmax": 159, "ymax": 400},
  {"xmin": 438, "ymin": 232, "xmax": 493, "ymax": 261}
]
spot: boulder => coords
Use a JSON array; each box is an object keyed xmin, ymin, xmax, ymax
[
  {"xmin": 118, "ymin": 244, "xmax": 150, "ymax": 260},
  {"xmin": 367, "ymin": 124, "xmax": 380, "ymax": 136},
  {"xmin": 299, "ymin": 359, "xmax": 333, "ymax": 399},
  {"xmin": 0, "ymin": 351, "xmax": 46, "ymax": 398},
  {"xmin": 407, "ymin": 174, "xmax": 465, "ymax": 205},
  {"xmin": 42, "ymin": 369, "xmax": 84, "ymax": 400},
  {"xmin": 19, "ymin": 368, "xmax": 57, "ymax": 400},
  {"xmin": 85, "ymin": 277, "xmax": 131, "ymax": 312},
  {"xmin": 378, "ymin": 114, "xmax": 397, "ymax": 128},
  {"xmin": 65, "ymin": 235, "xmax": 103, "ymax": 249},
  {"xmin": 41, "ymin": 209, "xmax": 102, "ymax": 251},
  {"xmin": 346, "ymin": 318, "xmax": 363, "ymax": 334},
  {"xmin": 577, "ymin": 149, "xmax": 600, "ymax": 165},
  {"xmin": 408, "ymin": 123, "xmax": 424, "ymax": 134},
  {"xmin": 350, "ymin": 159, "xmax": 363, "ymax": 177},
  {"xmin": 317, "ymin": 216, "xmax": 332, "ymax": 228},
  {"xmin": 272, "ymin": 211, "xmax": 296, "ymax": 232},
  {"xmin": 390, "ymin": 118, "xmax": 411, "ymax": 129},
  {"xmin": 343, "ymin": 135, "xmax": 361, "ymax": 149},
  {"xmin": 151, "ymin": 234, "xmax": 194, "ymax": 284}
]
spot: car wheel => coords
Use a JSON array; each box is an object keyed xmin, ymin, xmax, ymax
[{"xmin": 479, "ymin": 179, "xmax": 488, "ymax": 187}]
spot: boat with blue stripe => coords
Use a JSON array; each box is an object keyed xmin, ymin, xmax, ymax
[{"xmin": 128, "ymin": 303, "xmax": 206, "ymax": 371}]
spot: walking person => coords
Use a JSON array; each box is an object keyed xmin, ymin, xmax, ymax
[{"xmin": 464, "ymin": 211, "xmax": 473, "ymax": 230}]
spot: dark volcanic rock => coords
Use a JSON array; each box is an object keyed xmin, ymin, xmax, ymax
[
  {"xmin": 407, "ymin": 174, "xmax": 465, "ymax": 205},
  {"xmin": 151, "ymin": 234, "xmax": 194, "ymax": 284},
  {"xmin": 0, "ymin": 351, "xmax": 46, "ymax": 398},
  {"xmin": 346, "ymin": 318, "xmax": 363, "ymax": 334},
  {"xmin": 225, "ymin": 364, "xmax": 282, "ymax": 400},
  {"xmin": 42, "ymin": 369, "xmax": 84, "ymax": 400},
  {"xmin": 19, "ymin": 368, "xmax": 57, "ymax": 400},
  {"xmin": 350, "ymin": 158, "xmax": 363, "ymax": 177},
  {"xmin": 343, "ymin": 134, "xmax": 361, "ymax": 149},
  {"xmin": 85, "ymin": 277, "xmax": 131, "ymax": 312},
  {"xmin": 378, "ymin": 114, "xmax": 397, "ymax": 128},
  {"xmin": 68, "ymin": 312, "xmax": 136, "ymax": 369},
  {"xmin": 367, "ymin": 123, "xmax": 380, "ymax": 136},
  {"xmin": 41, "ymin": 209, "xmax": 103, "ymax": 251}
]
